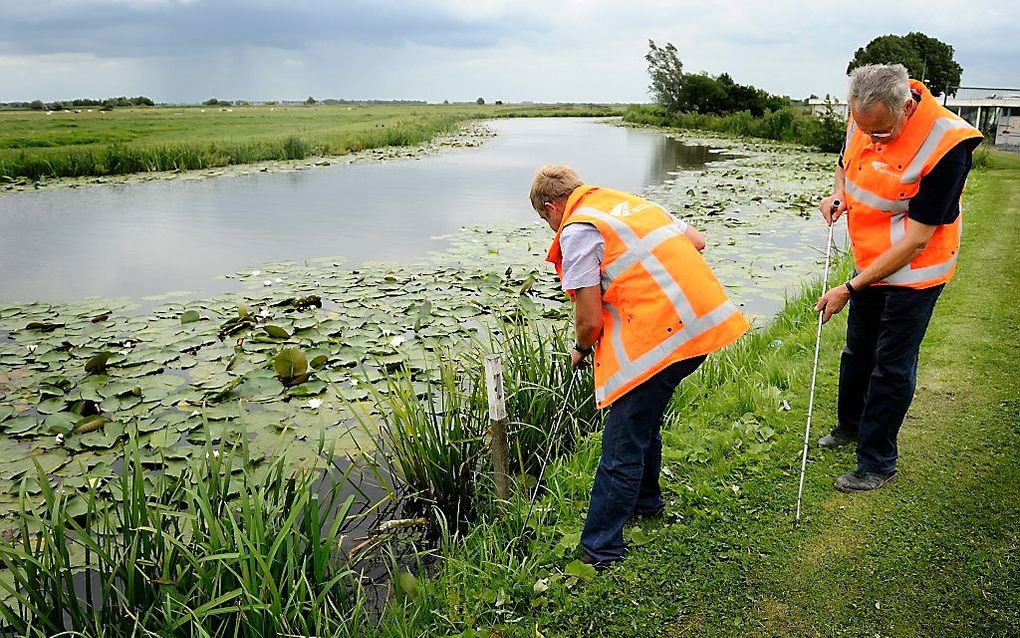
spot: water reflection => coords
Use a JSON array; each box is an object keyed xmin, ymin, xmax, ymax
[
  {"xmin": 646, "ymin": 136, "xmax": 736, "ymax": 184},
  {"xmin": 0, "ymin": 118, "xmax": 731, "ymax": 303}
]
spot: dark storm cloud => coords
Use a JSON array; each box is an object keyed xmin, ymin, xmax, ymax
[{"xmin": 0, "ymin": 1, "xmax": 538, "ymax": 57}]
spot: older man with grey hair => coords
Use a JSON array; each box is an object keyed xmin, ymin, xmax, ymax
[{"xmin": 814, "ymin": 64, "xmax": 982, "ymax": 492}]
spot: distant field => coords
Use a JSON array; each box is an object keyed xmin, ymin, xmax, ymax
[{"xmin": 0, "ymin": 103, "xmax": 623, "ymax": 181}]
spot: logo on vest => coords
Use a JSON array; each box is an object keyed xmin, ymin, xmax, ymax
[
  {"xmin": 870, "ymin": 161, "xmax": 901, "ymax": 178},
  {"xmin": 609, "ymin": 201, "xmax": 659, "ymax": 218}
]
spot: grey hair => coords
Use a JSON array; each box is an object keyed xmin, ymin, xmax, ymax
[{"xmin": 848, "ymin": 63, "xmax": 911, "ymax": 112}]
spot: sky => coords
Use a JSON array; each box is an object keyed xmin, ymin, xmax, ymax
[{"xmin": 1, "ymin": 0, "xmax": 1017, "ymax": 104}]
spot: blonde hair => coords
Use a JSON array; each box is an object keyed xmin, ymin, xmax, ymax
[{"xmin": 529, "ymin": 165, "xmax": 582, "ymax": 213}]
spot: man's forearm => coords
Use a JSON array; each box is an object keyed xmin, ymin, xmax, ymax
[
  {"xmin": 573, "ymin": 285, "xmax": 604, "ymax": 349},
  {"xmin": 833, "ymin": 164, "xmax": 846, "ymax": 197}
]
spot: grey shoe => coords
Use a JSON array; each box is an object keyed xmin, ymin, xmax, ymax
[
  {"xmin": 818, "ymin": 430, "xmax": 856, "ymax": 449},
  {"xmin": 834, "ymin": 469, "xmax": 897, "ymax": 493}
]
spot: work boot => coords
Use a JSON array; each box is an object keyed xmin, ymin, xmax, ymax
[
  {"xmin": 834, "ymin": 469, "xmax": 897, "ymax": 493},
  {"xmin": 579, "ymin": 552, "xmax": 617, "ymax": 572},
  {"xmin": 818, "ymin": 428, "xmax": 856, "ymax": 449}
]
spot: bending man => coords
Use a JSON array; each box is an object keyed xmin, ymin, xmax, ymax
[
  {"xmin": 815, "ymin": 64, "xmax": 982, "ymax": 492},
  {"xmin": 530, "ymin": 165, "xmax": 749, "ymax": 566}
]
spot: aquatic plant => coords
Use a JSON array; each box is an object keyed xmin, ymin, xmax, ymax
[{"xmin": 0, "ymin": 430, "xmax": 370, "ymax": 637}]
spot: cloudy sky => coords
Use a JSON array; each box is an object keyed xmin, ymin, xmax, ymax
[{"xmin": 1, "ymin": 0, "xmax": 1017, "ymax": 104}]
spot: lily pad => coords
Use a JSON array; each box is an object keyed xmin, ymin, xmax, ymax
[
  {"xmin": 274, "ymin": 348, "xmax": 309, "ymax": 386},
  {"xmin": 264, "ymin": 325, "xmax": 291, "ymax": 339},
  {"xmin": 84, "ymin": 351, "xmax": 113, "ymax": 375},
  {"xmin": 180, "ymin": 310, "xmax": 201, "ymax": 325}
]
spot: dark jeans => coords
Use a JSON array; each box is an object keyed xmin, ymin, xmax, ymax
[
  {"xmin": 581, "ymin": 355, "xmax": 707, "ymax": 563},
  {"xmin": 836, "ymin": 284, "xmax": 944, "ymax": 474}
]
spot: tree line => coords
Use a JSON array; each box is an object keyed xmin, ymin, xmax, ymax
[{"xmin": 0, "ymin": 96, "xmax": 157, "ymax": 111}]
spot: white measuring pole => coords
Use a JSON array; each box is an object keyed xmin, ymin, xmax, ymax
[{"xmin": 795, "ymin": 204, "xmax": 839, "ymax": 525}]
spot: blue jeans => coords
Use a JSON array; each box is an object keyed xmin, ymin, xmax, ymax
[
  {"xmin": 836, "ymin": 284, "xmax": 944, "ymax": 474},
  {"xmin": 581, "ymin": 355, "xmax": 706, "ymax": 563}
]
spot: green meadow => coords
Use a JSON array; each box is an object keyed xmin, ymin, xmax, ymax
[{"xmin": 0, "ymin": 103, "xmax": 621, "ymax": 181}]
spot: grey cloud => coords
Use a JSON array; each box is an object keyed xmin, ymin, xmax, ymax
[{"xmin": 0, "ymin": 1, "xmax": 545, "ymax": 57}]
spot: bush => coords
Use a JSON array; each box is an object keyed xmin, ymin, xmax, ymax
[{"xmin": 623, "ymin": 103, "xmax": 845, "ymax": 152}]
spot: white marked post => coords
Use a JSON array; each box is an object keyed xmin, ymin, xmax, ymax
[{"xmin": 483, "ymin": 354, "xmax": 511, "ymax": 500}]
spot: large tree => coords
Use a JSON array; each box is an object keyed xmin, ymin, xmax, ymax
[
  {"xmin": 847, "ymin": 32, "xmax": 963, "ymax": 97},
  {"xmin": 645, "ymin": 40, "xmax": 684, "ymax": 112}
]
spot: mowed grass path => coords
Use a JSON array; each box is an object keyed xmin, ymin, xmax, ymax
[
  {"xmin": 746, "ymin": 151, "xmax": 1020, "ymax": 637},
  {"xmin": 0, "ymin": 103, "xmax": 619, "ymax": 180},
  {"xmin": 518, "ymin": 152, "xmax": 1018, "ymax": 638}
]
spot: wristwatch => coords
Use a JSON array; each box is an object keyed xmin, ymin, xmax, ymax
[
  {"xmin": 572, "ymin": 342, "xmax": 593, "ymax": 357},
  {"xmin": 844, "ymin": 281, "xmax": 857, "ymax": 297}
]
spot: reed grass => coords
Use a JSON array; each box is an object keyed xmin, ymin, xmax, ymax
[{"xmin": 0, "ymin": 428, "xmax": 370, "ymax": 637}]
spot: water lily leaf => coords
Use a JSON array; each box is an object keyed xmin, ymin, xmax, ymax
[
  {"xmin": 4, "ymin": 415, "xmax": 38, "ymax": 436},
  {"xmin": 232, "ymin": 375, "xmax": 284, "ymax": 401},
  {"xmin": 45, "ymin": 412, "xmax": 77, "ymax": 435},
  {"xmin": 85, "ymin": 351, "xmax": 113, "ymax": 375},
  {"xmin": 563, "ymin": 559, "xmax": 596, "ymax": 581},
  {"xmin": 0, "ymin": 406, "xmax": 14, "ymax": 423},
  {"xmin": 309, "ymin": 354, "xmax": 329, "ymax": 368},
  {"xmin": 78, "ymin": 423, "xmax": 122, "ymax": 450},
  {"xmin": 287, "ymin": 380, "xmax": 326, "ymax": 397},
  {"xmin": 36, "ymin": 397, "xmax": 67, "ymax": 415},
  {"xmin": 264, "ymin": 325, "xmax": 291, "ymax": 339},
  {"xmin": 144, "ymin": 429, "xmax": 181, "ymax": 449},
  {"xmin": 274, "ymin": 348, "xmax": 309, "ymax": 386}
]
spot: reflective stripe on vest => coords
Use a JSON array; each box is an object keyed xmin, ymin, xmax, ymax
[
  {"xmin": 901, "ymin": 117, "xmax": 976, "ymax": 185},
  {"xmin": 844, "ymin": 175, "xmax": 910, "ymax": 213},
  {"xmin": 572, "ymin": 206, "xmax": 742, "ymax": 404}
]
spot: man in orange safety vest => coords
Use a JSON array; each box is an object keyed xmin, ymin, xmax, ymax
[
  {"xmin": 531, "ymin": 165, "xmax": 749, "ymax": 566},
  {"xmin": 815, "ymin": 64, "xmax": 982, "ymax": 492}
]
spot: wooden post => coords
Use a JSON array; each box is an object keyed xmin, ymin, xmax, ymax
[{"xmin": 483, "ymin": 355, "xmax": 511, "ymax": 500}]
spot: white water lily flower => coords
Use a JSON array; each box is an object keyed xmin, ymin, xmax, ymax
[
  {"xmin": 274, "ymin": 277, "xmax": 283, "ymax": 283},
  {"xmin": 189, "ymin": 410, "xmax": 201, "ymax": 417},
  {"xmin": 251, "ymin": 270, "xmax": 261, "ymax": 277},
  {"xmin": 263, "ymin": 280, "xmax": 273, "ymax": 287},
  {"xmin": 259, "ymin": 308, "xmax": 272, "ymax": 318},
  {"xmin": 390, "ymin": 335, "xmax": 406, "ymax": 347},
  {"xmin": 123, "ymin": 341, "xmax": 133, "ymax": 348},
  {"xmin": 26, "ymin": 344, "xmax": 37, "ymax": 354},
  {"xmin": 55, "ymin": 433, "xmax": 64, "ymax": 446},
  {"xmin": 119, "ymin": 349, "xmax": 131, "ymax": 356},
  {"xmin": 350, "ymin": 378, "xmax": 359, "ymax": 386},
  {"xmin": 307, "ymin": 398, "xmax": 323, "ymax": 409}
]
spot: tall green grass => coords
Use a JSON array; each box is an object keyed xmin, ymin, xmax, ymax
[
  {"xmin": 348, "ymin": 318, "xmax": 599, "ymax": 530},
  {"xmin": 0, "ymin": 431, "xmax": 371, "ymax": 637}
]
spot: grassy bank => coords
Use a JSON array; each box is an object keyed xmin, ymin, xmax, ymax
[
  {"xmin": 366, "ymin": 152, "xmax": 1019, "ymax": 637},
  {"xmin": 0, "ymin": 103, "xmax": 621, "ymax": 181},
  {"xmin": 623, "ymin": 103, "xmax": 844, "ymax": 152}
]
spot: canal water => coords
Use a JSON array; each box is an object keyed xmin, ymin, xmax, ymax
[{"xmin": 0, "ymin": 118, "xmax": 734, "ymax": 303}]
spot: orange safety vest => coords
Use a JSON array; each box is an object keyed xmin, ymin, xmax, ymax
[
  {"xmin": 546, "ymin": 186, "xmax": 749, "ymax": 408},
  {"xmin": 842, "ymin": 80, "xmax": 982, "ymax": 289}
]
